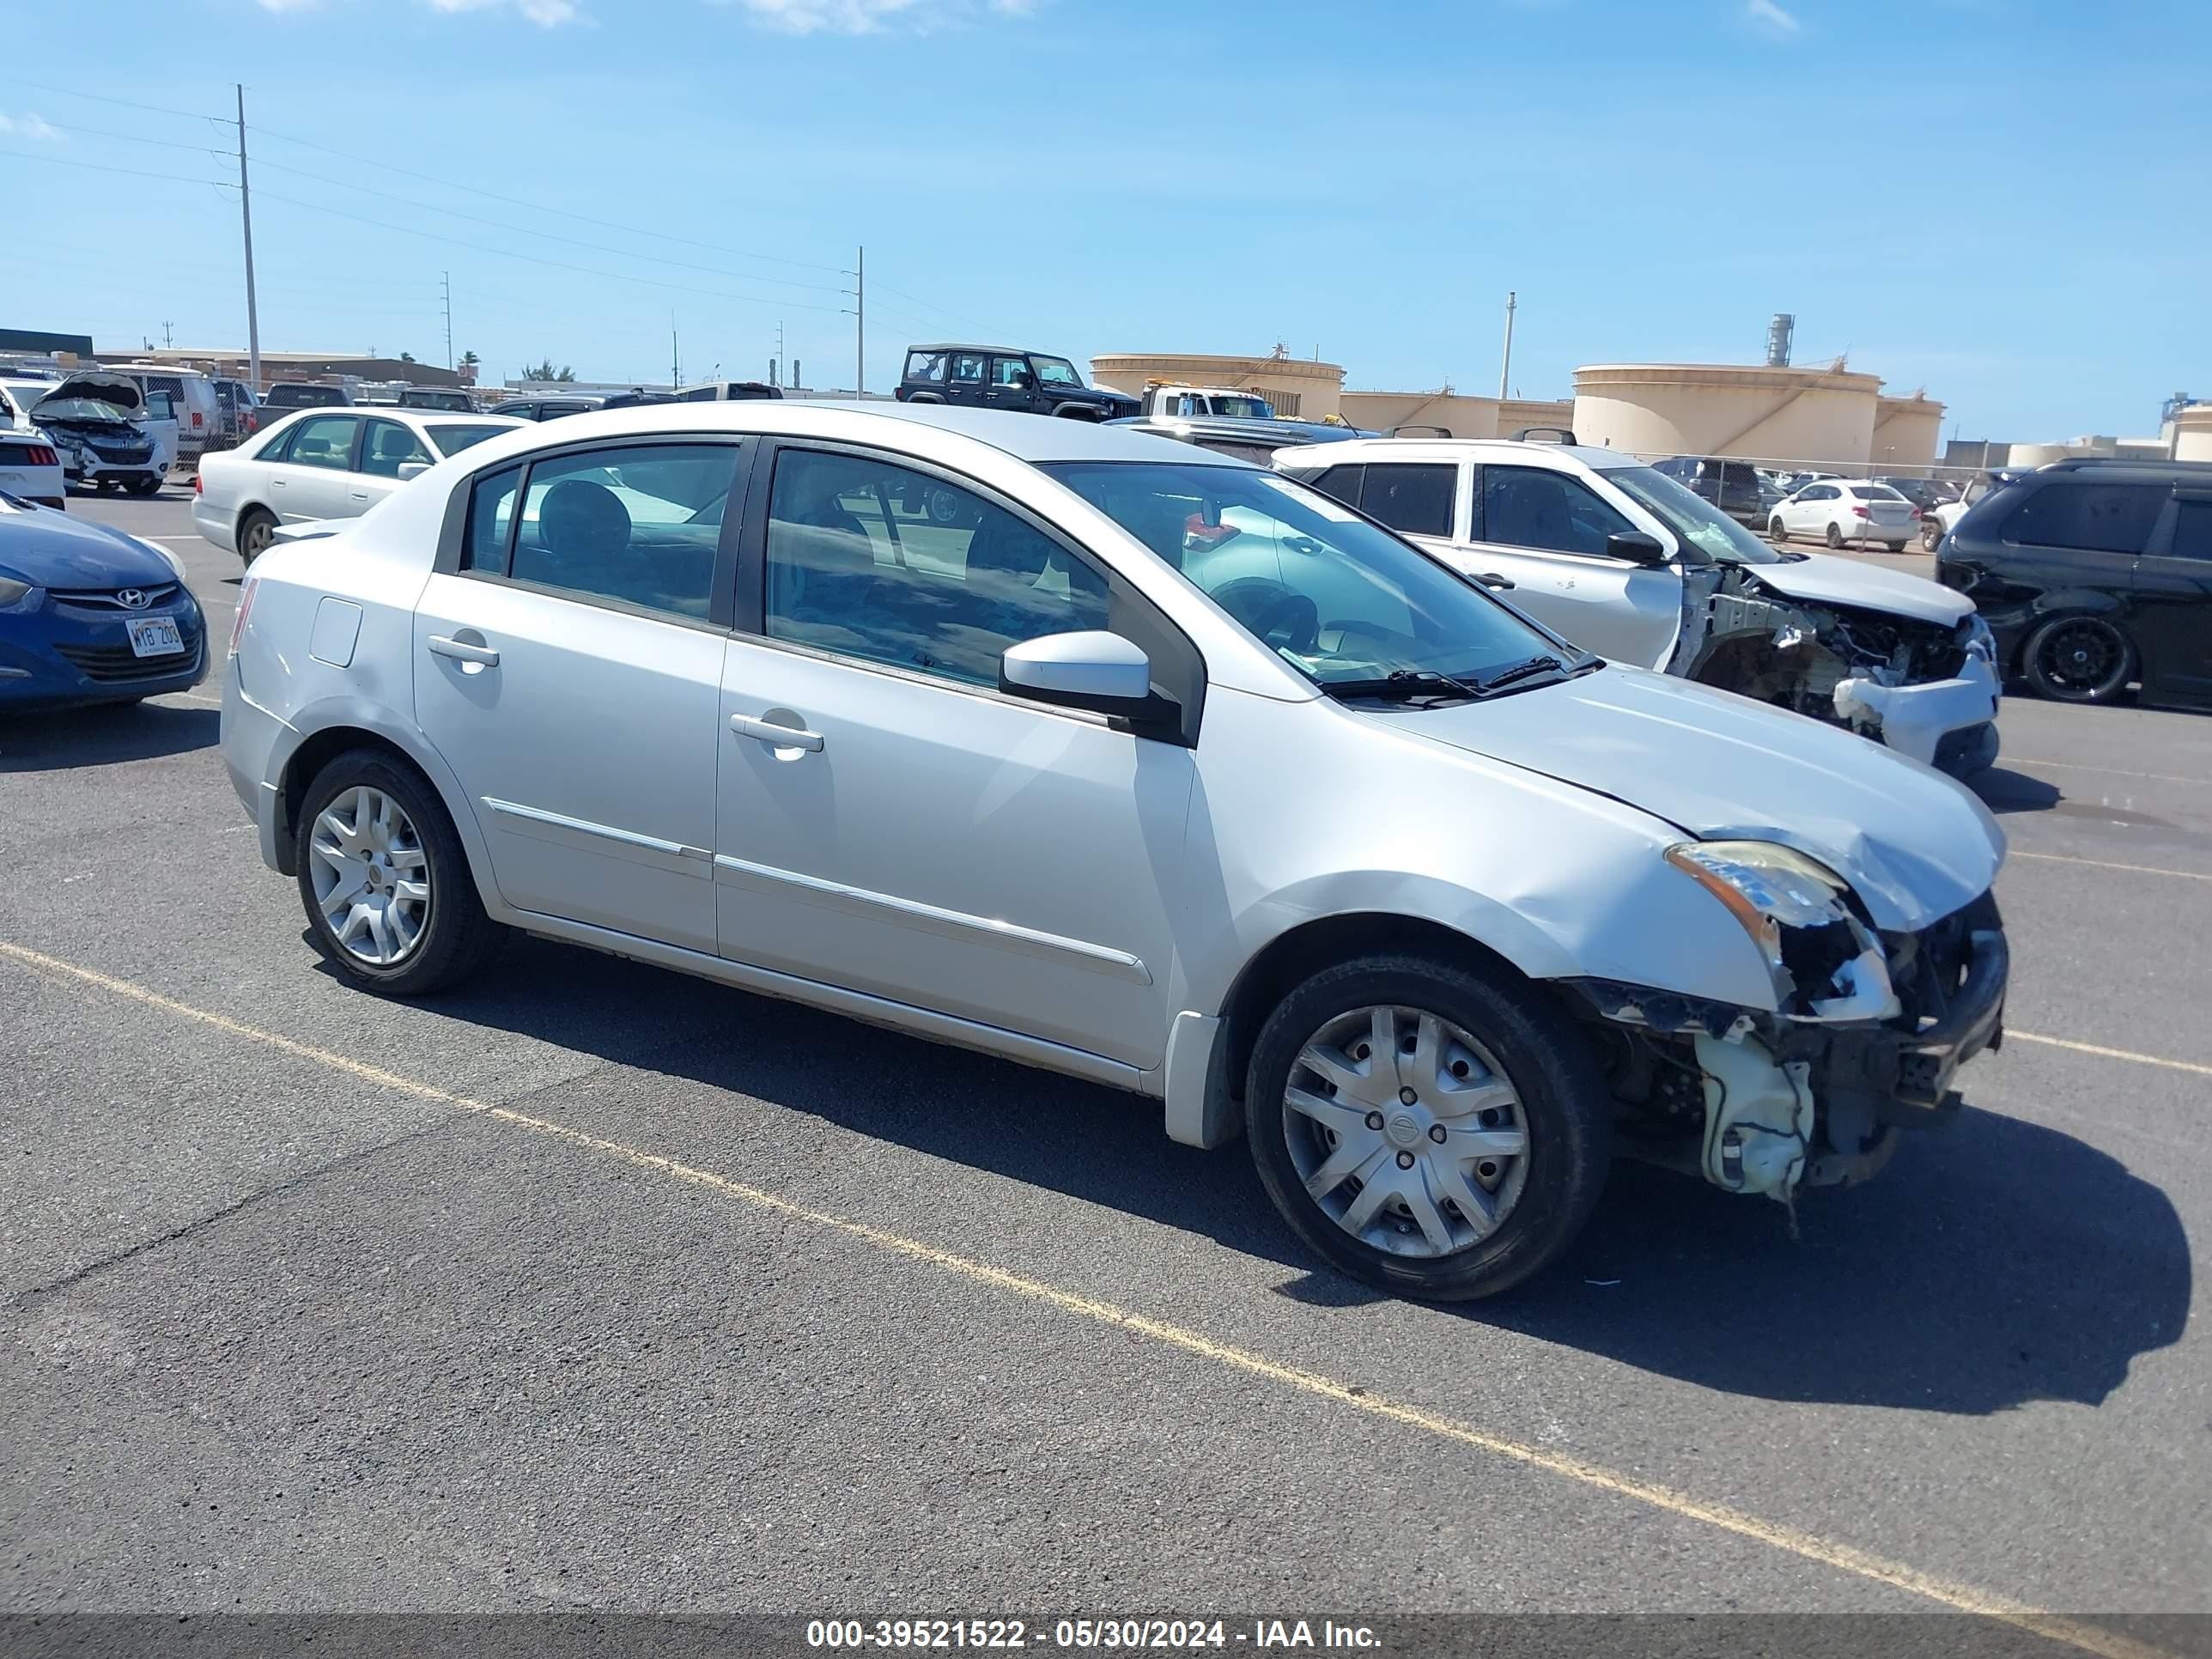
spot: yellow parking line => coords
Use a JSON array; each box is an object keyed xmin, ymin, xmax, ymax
[
  {"xmin": 2009, "ymin": 1030, "xmax": 2212, "ymax": 1079},
  {"xmin": 2011, "ymin": 851, "xmax": 2212, "ymax": 883},
  {"xmin": 0, "ymin": 935, "xmax": 2172, "ymax": 1659},
  {"xmin": 2008, "ymin": 757, "xmax": 2209, "ymax": 787}
]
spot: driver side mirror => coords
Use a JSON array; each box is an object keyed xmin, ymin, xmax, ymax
[
  {"xmin": 1606, "ymin": 530, "xmax": 1669, "ymax": 566},
  {"xmin": 397, "ymin": 460, "xmax": 431, "ymax": 482},
  {"xmin": 1000, "ymin": 630, "xmax": 1154, "ymax": 717}
]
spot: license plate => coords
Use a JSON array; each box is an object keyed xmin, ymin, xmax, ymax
[{"xmin": 126, "ymin": 616, "xmax": 184, "ymax": 658}]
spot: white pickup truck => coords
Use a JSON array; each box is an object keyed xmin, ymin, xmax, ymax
[{"xmin": 1140, "ymin": 384, "xmax": 1278, "ymax": 420}]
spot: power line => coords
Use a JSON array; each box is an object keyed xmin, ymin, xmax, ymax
[
  {"xmin": 0, "ymin": 147, "xmax": 226, "ymax": 188},
  {"xmin": 12, "ymin": 81, "xmax": 228, "ymax": 125}
]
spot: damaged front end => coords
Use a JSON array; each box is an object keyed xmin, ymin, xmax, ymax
[
  {"xmin": 1564, "ymin": 844, "xmax": 2007, "ymax": 1205},
  {"xmin": 1670, "ymin": 566, "xmax": 1999, "ymax": 771}
]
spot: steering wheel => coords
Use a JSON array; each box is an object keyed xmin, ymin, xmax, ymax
[{"xmin": 1211, "ymin": 577, "xmax": 1320, "ymax": 655}]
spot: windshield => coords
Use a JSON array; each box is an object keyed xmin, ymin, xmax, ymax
[
  {"xmin": 427, "ymin": 423, "xmax": 509, "ymax": 457},
  {"xmin": 30, "ymin": 398, "xmax": 137, "ymax": 425},
  {"xmin": 1208, "ymin": 394, "xmax": 1274, "ymax": 419},
  {"xmin": 1606, "ymin": 465, "xmax": 1785, "ymax": 565},
  {"xmin": 1030, "ymin": 356, "xmax": 1084, "ymax": 387},
  {"xmin": 1044, "ymin": 461, "xmax": 1570, "ymax": 690}
]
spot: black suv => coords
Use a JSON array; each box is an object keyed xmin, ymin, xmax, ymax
[
  {"xmin": 1653, "ymin": 455, "xmax": 1765, "ymax": 525},
  {"xmin": 1937, "ymin": 457, "xmax": 2212, "ymax": 707},
  {"xmin": 896, "ymin": 344, "xmax": 1138, "ymax": 422}
]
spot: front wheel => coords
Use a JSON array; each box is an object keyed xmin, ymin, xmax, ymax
[
  {"xmin": 2022, "ymin": 614, "xmax": 2134, "ymax": 704},
  {"xmin": 1769, "ymin": 519, "xmax": 1789, "ymax": 543},
  {"xmin": 1246, "ymin": 954, "xmax": 1612, "ymax": 1301},
  {"xmin": 294, "ymin": 749, "xmax": 505, "ymax": 994},
  {"xmin": 1921, "ymin": 520, "xmax": 1943, "ymax": 552},
  {"xmin": 129, "ymin": 475, "xmax": 162, "ymax": 497}
]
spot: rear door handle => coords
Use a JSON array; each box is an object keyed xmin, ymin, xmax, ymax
[
  {"xmin": 349, "ymin": 489, "xmax": 370, "ymax": 501},
  {"xmin": 428, "ymin": 635, "xmax": 500, "ymax": 667},
  {"xmin": 1476, "ymin": 571, "xmax": 1516, "ymax": 590},
  {"xmin": 729, "ymin": 713, "xmax": 823, "ymax": 752}
]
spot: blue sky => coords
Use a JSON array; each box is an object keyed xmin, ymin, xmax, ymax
[{"xmin": 3, "ymin": 0, "xmax": 2203, "ymax": 440}]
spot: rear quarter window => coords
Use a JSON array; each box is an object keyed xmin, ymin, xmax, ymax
[{"xmin": 2003, "ymin": 483, "xmax": 2167, "ymax": 555}]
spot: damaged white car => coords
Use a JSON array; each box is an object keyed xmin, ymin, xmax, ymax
[
  {"xmin": 1277, "ymin": 438, "xmax": 2002, "ymax": 776},
  {"xmin": 222, "ymin": 405, "xmax": 2008, "ymax": 1302}
]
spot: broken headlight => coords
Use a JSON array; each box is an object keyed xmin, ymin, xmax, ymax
[
  {"xmin": 1962, "ymin": 614, "xmax": 1996, "ymax": 664},
  {"xmin": 1664, "ymin": 841, "xmax": 1899, "ymax": 1023}
]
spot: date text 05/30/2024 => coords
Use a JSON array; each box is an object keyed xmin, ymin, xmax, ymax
[{"xmin": 805, "ymin": 1620, "xmax": 1382, "ymax": 1650}]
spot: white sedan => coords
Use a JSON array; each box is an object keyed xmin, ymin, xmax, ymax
[
  {"xmin": 195, "ymin": 405, "xmax": 522, "ymax": 563},
  {"xmin": 220, "ymin": 401, "xmax": 2008, "ymax": 1300},
  {"xmin": 1769, "ymin": 478, "xmax": 1921, "ymax": 551}
]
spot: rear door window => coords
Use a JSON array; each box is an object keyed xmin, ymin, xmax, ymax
[
  {"xmin": 283, "ymin": 415, "xmax": 360, "ymax": 471},
  {"xmin": 1358, "ymin": 463, "xmax": 1457, "ymax": 538},
  {"xmin": 2004, "ymin": 483, "xmax": 2167, "ymax": 555},
  {"xmin": 1304, "ymin": 464, "xmax": 1364, "ymax": 507},
  {"xmin": 2166, "ymin": 497, "xmax": 2212, "ymax": 562}
]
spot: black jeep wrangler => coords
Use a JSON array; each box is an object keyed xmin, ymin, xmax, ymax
[{"xmin": 896, "ymin": 344, "xmax": 1138, "ymax": 422}]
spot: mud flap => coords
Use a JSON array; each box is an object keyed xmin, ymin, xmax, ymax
[{"xmin": 1693, "ymin": 1032, "xmax": 1814, "ymax": 1202}]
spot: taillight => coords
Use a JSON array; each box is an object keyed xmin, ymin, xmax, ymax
[
  {"xmin": 229, "ymin": 574, "xmax": 258, "ymax": 658},
  {"xmin": 28, "ymin": 445, "xmax": 56, "ymax": 467},
  {"xmin": 194, "ymin": 472, "xmax": 204, "ymax": 494},
  {"xmin": 191, "ymin": 411, "xmax": 204, "ymax": 428},
  {"xmin": 1909, "ymin": 507, "xmax": 1922, "ymax": 520},
  {"xmin": 1851, "ymin": 506, "xmax": 1870, "ymax": 519}
]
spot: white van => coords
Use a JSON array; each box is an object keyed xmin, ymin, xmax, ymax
[{"xmin": 106, "ymin": 364, "xmax": 220, "ymax": 465}]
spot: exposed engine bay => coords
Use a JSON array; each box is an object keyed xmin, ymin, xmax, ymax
[
  {"xmin": 1565, "ymin": 890, "xmax": 2008, "ymax": 1206},
  {"xmin": 1666, "ymin": 566, "xmax": 1996, "ymax": 769}
]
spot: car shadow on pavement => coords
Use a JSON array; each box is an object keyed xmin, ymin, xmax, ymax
[
  {"xmin": 397, "ymin": 934, "xmax": 2190, "ymax": 1419},
  {"xmin": 1970, "ymin": 766, "xmax": 2062, "ymax": 815},
  {"xmin": 0, "ymin": 702, "xmax": 217, "ymax": 773}
]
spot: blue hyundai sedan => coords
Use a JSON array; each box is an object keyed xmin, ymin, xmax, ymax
[{"xmin": 0, "ymin": 493, "xmax": 208, "ymax": 708}]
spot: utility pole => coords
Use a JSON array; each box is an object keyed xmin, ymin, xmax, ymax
[
  {"xmin": 161, "ymin": 321, "xmax": 173, "ymax": 349},
  {"xmin": 670, "ymin": 313, "xmax": 680, "ymax": 391},
  {"xmin": 441, "ymin": 272, "xmax": 453, "ymax": 371},
  {"xmin": 842, "ymin": 246, "xmax": 865, "ymax": 397},
  {"xmin": 1497, "ymin": 290, "xmax": 1516, "ymax": 404},
  {"xmin": 236, "ymin": 84, "xmax": 262, "ymax": 393},
  {"xmin": 775, "ymin": 321, "xmax": 785, "ymax": 388}
]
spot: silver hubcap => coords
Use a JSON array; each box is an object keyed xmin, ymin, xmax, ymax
[
  {"xmin": 309, "ymin": 785, "xmax": 430, "ymax": 966},
  {"xmin": 1285, "ymin": 1005, "xmax": 1530, "ymax": 1260}
]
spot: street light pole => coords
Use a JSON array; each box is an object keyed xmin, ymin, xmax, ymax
[
  {"xmin": 236, "ymin": 84, "xmax": 262, "ymax": 393},
  {"xmin": 1497, "ymin": 290, "xmax": 1516, "ymax": 404}
]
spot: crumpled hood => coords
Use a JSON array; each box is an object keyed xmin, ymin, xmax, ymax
[
  {"xmin": 1741, "ymin": 550, "xmax": 1972, "ymax": 627},
  {"xmin": 0, "ymin": 504, "xmax": 173, "ymax": 589},
  {"xmin": 1395, "ymin": 665, "xmax": 2004, "ymax": 931},
  {"xmin": 38, "ymin": 373, "xmax": 146, "ymax": 416}
]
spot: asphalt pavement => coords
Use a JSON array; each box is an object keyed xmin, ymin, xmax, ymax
[{"xmin": 2, "ymin": 488, "xmax": 2206, "ymax": 1649}]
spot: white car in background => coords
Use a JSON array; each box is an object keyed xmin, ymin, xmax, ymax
[
  {"xmin": 195, "ymin": 405, "xmax": 523, "ymax": 562},
  {"xmin": 221, "ymin": 402, "xmax": 2008, "ymax": 1301},
  {"xmin": 1274, "ymin": 437, "xmax": 2001, "ymax": 775},
  {"xmin": 0, "ymin": 383, "xmax": 67, "ymax": 508},
  {"xmin": 1769, "ymin": 478, "xmax": 1920, "ymax": 551}
]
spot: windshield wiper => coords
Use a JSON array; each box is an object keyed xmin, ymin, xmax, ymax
[
  {"xmin": 1319, "ymin": 669, "xmax": 1486, "ymax": 704},
  {"xmin": 1470, "ymin": 653, "xmax": 1574, "ymax": 692}
]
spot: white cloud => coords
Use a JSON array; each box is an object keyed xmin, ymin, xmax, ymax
[
  {"xmin": 253, "ymin": 0, "xmax": 580, "ymax": 21},
  {"xmin": 728, "ymin": 0, "xmax": 1036, "ymax": 34},
  {"xmin": 1744, "ymin": 0, "xmax": 1801, "ymax": 33},
  {"xmin": 0, "ymin": 111, "xmax": 63, "ymax": 142}
]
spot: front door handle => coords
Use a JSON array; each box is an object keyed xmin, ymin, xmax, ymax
[
  {"xmin": 428, "ymin": 634, "xmax": 500, "ymax": 667},
  {"xmin": 729, "ymin": 713, "xmax": 823, "ymax": 752},
  {"xmin": 349, "ymin": 489, "xmax": 370, "ymax": 501},
  {"xmin": 1476, "ymin": 571, "xmax": 1516, "ymax": 590}
]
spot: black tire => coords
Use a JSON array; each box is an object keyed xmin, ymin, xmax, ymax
[
  {"xmin": 294, "ymin": 748, "xmax": 505, "ymax": 995},
  {"xmin": 1769, "ymin": 519, "xmax": 1789, "ymax": 543},
  {"xmin": 1921, "ymin": 520, "xmax": 1942, "ymax": 552},
  {"xmin": 1884, "ymin": 541, "xmax": 1907, "ymax": 554},
  {"xmin": 1824, "ymin": 521, "xmax": 1844, "ymax": 549},
  {"xmin": 237, "ymin": 507, "xmax": 277, "ymax": 565},
  {"xmin": 129, "ymin": 476, "xmax": 162, "ymax": 497},
  {"xmin": 2022, "ymin": 613, "xmax": 2134, "ymax": 704},
  {"xmin": 1245, "ymin": 953, "xmax": 1612, "ymax": 1301}
]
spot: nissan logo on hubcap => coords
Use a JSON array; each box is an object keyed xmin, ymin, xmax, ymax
[{"xmin": 116, "ymin": 589, "xmax": 150, "ymax": 610}]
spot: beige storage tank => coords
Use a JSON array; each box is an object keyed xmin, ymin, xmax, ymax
[
  {"xmin": 2174, "ymin": 405, "xmax": 2212, "ymax": 463},
  {"xmin": 1089, "ymin": 351, "xmax": 1346, "ymax": 422},
  {"xmin": 1571, "ymin": 363, "xmax": 1881, "ymax": 467},
  {"xmin": 1338, "ymin": 390, "xmax": 1499, "ymax": 438},
  {"xmin": 1871, "ymin": 394, "xmax": 1945, "ymax": 471},
  {"xmin": 1496, "ymin": 398, "xmax": 1577, "ymax": 438}
]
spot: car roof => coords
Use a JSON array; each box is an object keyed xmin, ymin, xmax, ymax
[
  {"xmin": 450, "ymin": 398, "xmax": 1237, "ymax": 469},
  {"xmin": 1272, "ymin": 436, "xmax": 1644, "ymax": 472},
  {"xmin": 905, "ymin": 344, "xmax": 1036, "ymax": 357}
]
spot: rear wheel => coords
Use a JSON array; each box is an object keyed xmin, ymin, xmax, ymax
[
  {"xmin": 294, "ymin": 750, "xmax": 505, "ymax": 995},
  {"xmin": 1921, "ymin": 520, "xmax": 1943, "ymax": 552},
  {"xmin": 1824, "ymin": 521, "xmax": 1844, "ymax": 548},
  {"xmin": 237, "ymin": 507, "xmax": 277, "ymax": 565},
  {"xmin": 1246, "ymin": 954, "xmax": 1611, "ymax": 1301},
  {"xmin": 2023, "ymin": 614, "xmax": 2134, "ymax": 704}
]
